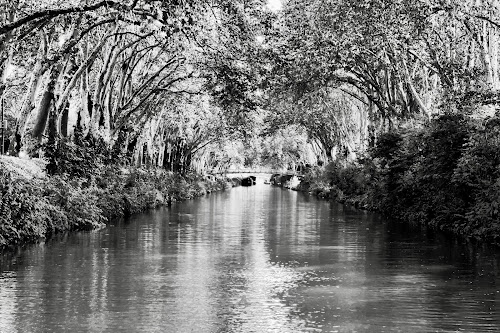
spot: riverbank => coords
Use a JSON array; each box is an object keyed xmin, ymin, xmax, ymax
[
  {"xmin": 0, "ymin": 155, "xmax": 231, "ymax": 251},
  {"xmin": 296, "ymin": 113, "xmax": 500, "ymax": 245}
]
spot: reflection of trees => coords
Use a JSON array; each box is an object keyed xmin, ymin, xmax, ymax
[
  {"xmin": 0, "ymin": 270, "xmax": 18, "ymax": 331},
  {"xmin": 2, "ymin": 188, "xmax": 500, "ymax": 331}
]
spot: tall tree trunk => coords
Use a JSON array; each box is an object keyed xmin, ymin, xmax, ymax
[
  {"xmin": 89, "ymin": 41, "xmax": 116, "ymax": 136},
  {"xmin": 481, "ymin": 18, "xmax": 500, "ymax": 90},
  {"xmin": 14, "ymin": 31, "xmax": 48, "ymax": 141},
  {"xmin": 80, "ymin": 36, "xmax": 91, "ymax": 133},
  {"xmin": 60, "ymin": 105, "xmax": 69, "ymax": 137},
  {"xmin": 401, "ymin": 57, "xmax": 430, "ymax": 118},
  {"xmin": 57, "ymin": 33, "xmax": 110, "ymax": 130},
  {"xmin": 32, "ymin": 66, "xmax": 60, "ymax": 141},
  {"xmin": 56, "ymin": 57, "xmax": 77, "ymax": 137}
]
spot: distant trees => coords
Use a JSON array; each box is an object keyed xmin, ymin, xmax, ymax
[
  {"xmin": 260, "ymin": 125, "xmax": 311, "ymax": 170},
  {"xmin": 3, "ymin": 0, "xmax": 500, "ymax": 174}
]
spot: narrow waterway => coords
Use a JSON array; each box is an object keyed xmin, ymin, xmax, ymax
[{"xmin": 1, "ymin": 183, "xmax": 500, "ymax": 332}]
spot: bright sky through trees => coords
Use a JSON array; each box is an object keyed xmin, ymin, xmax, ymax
[{"xmin": 267, "ymin": 0, "xmax": 282, "ymax": 12}]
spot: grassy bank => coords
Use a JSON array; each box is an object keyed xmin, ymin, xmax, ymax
[
  {"xmin": 0, "ymin": 156, "xmax": 230, "ymax": 251},
  {"xmin": 298, "ymin": 113, "xmax": 500, "ymax": 245}
]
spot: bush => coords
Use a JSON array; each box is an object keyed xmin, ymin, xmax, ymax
[
  {"xmin": 1, "ymin": 162, "xmax": 229, "ymax": 250},
  {"xmin": 43, "ymin": 128, "xmax": 109, "ymax": 179},
  {"xmin": 0, "ymin": 169, "xmax": 60, "ymax": 248},
  {"xmin": 303, "ymin": 112, "xmax": 500, "ymax": 244},
  {"xmin": 452, "ymin": 116, "xmax": 500, "ymax": 240},
  {"xmin": 43, "ymin": 177, "xmax": 106, "ymax": 230}
]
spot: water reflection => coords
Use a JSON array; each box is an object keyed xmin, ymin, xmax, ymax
[{"xmin": 0, "ymin": 184, "xmax": 500, "ymax": 332}]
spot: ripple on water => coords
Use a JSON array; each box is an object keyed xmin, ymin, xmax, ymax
[{"xmin": 0, "ymin": 186, "xmax": 500, "ymax": 332}]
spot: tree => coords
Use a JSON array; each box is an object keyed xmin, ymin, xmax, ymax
[{"xmin": 0, "ymin": 0, "xmax": 271, "ymax": 175}]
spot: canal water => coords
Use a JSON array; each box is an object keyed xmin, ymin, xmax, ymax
[{"xmin": 1, "ymin": 184, "xmax": 499, "ymax": 332}]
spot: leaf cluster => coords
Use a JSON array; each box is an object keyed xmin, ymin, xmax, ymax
[{"xmin": 305, "ymin": 111, "xmax": 500, "ymax": 243}]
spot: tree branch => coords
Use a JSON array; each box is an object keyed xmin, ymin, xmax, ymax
[{"xmin": 0, "ymin": 0, "xmax": 135, "ymax": 35}]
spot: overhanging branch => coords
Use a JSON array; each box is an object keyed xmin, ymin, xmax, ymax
[{"xmin": 0, "ymin": 0, "xmax": 137, "ymax": 35}]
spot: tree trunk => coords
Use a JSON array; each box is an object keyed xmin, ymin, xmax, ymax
[
  {"xmin": 32, "ymin": 66, "xmax": 60, "ymax": 141},
  {"xmin": 60, "ymin": 105, "xmax": 69, "ymax": 137},
  {"xmin": 481, "ymin": 18, "xmax": 500, "ymax": 90},
  {"xmin": 89, "ymin": 42, "xmax": 116, "ymax": 136},
  {"xmin": 14, "ymin": 32, "xmax": 48, "ymax": 140},
  {"xmin": 401, "ymin": 57, "xmax": 430, "ymax": 118},
  {"xmin": 80, "ymin": 36, "xmax": 91, "ymax": 133},
  {"xmin": 57, "ymin": 33, "xmax": 110, "ymax": 127}
]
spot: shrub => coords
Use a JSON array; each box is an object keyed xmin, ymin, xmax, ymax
[
  {"xmin": 0, "ymin": 169, "xmax": 57, "ymax": 248},
  {"xmin": 43, "ymin": 128, "xmax": 109, "ymax": 179},
  {"xmin": 1, "ymin": 153, "xmax": 229, "ymax": 250},
  {"xmin": 452, "ymin": 115, "xmax": 500, "ymax": 240},
  {"xmin": 43, "ymin": 177, "xmax": 106, "ymax": 230},
  {"xmin": 303, "ymin": 112, "xmax": 500, "ymax": 242}
]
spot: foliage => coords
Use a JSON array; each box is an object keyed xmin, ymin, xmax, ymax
[
  {"xmin": 260, "ymin": 125, "xmax": 312, "ymax": 170},
  {"xmin": 305, "ymin": 113, "xmax": 500, "ymax": 243},
  {"xmin": 44, "ymin": 129, "xmax": 109, "ymax": 178},
  {"xmin": 452, "ymin": 116, "xmax": 500, "ymax": 240},
  {"xmin": 0, "ymin": 169, "xmax": 51, "ymax": 248},
  {"xmin": 0, "ymin": 0, "xmax": 271, "ymax": 175},
  {"xmin": 0, "ymin": 161, "xmax": 230, "ymax": 251},
  {"xmin": 296, "ymin": 165, "xmax": 332, "ymax": 198}
]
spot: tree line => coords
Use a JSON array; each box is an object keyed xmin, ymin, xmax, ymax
[
  {"xmin": 263, "ymin": 0, "xmax": 500, "ymax": 242},
  {"xmin": 263, "ymin": 0, "xmax": 500, "ymax": 162},
  {"xmin": 2, "ymin": 0, "xmax": 500, "ymax": 174},
  {"xmin": 0, "ymin": 0, "xmax": 271, "ymax": 173}
]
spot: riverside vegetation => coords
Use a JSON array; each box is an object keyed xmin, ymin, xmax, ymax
[
  {"xmin": 298, "ymin": 112, "xmax": 500, "ymax": 244},
  {"xmin": 3, "ymin": 1, "xmax": 500, "ymax": 249},
  {"xmin": 0, "ymin": 132, "xmax": 230, "ymax": 251}
]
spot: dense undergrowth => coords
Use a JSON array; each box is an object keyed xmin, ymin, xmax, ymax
[
  {"xmin": 299, "ymin": 112, "xmax": 500, "ymax": 244},
  {"xmin": 0, "ymin": 132, "xmax": 230, "ymax": 251}
]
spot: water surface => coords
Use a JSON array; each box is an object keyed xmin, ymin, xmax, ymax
[{"xmin": 1, "ymin": 184, "xmax": 499, "ymax": 332}]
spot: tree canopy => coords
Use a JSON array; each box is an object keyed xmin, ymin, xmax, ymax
[{"xmin": 1, "ymin": 0, "xmax": 500, "ymax": 173}]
